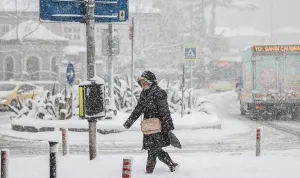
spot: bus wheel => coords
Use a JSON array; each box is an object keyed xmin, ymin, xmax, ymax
[
  {"xmin": 241, "ymin": 108, "xmax": 246, "ymax": 115},
  {"xmin": 240, "ymin": 102, "xmax": 246, "ymax": 115},
  {"xmin": 292, "ymin": 111, "xmax": 300, "ymax": 120}
]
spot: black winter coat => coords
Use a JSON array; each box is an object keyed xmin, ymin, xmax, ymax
[{"xmin": 124, "ymin": 83, "xmax": 175, "ymax": 150}]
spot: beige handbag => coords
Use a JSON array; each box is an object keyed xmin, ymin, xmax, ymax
[{"xmin": 141, "ymin": 118, "xmax": 161, "ymax": 135}]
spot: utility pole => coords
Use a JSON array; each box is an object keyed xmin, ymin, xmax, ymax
[
  {"xmin": 210, "ymin": 2, "xmax": 216, "ymax": 37},
  {"xmin": 181, "ymin": 64, "xmax": 185, "ymax": 118},
  {"xmin": 189, "ymin": 59, "xmax": 193, "ymax": 109},
  {"xmin": 130, "ymin": 17, "xmax": 135, "ymax": 112},
  {"xmin": 107, "ymin": 24, "xmax": 113, "ymax": 100},
  {"xmin": 85, "ymin": 0, "xmax": 97, "ymax": 160},
  {"xmin": 269, "ymin": 0, "xmax": 273, "ymax": 42}
]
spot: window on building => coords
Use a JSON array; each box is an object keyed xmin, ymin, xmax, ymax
[
  {"xmin": 4, "ymin": 56, "xmax": 14, "ymax": 81},
  {"xmin": 27, "ymin": 56, "xmax": 40, "ymax": 80},
  {"xmin": 96, "ymin": 28, "xmax": 101, "ymax": 41},
  {"xmin": 63, "ymin": 26, "xmax": 81, "ymax": 40},
  {"xmin": 1, "ymin": 25, "xmax": 9, "ymax": 34},
  {"xmin": 0, "ymin": 25, "xmax": 10, "ymax": 37},
  {"xmin": 51, "ymin": 57, "xmax": 58, "ymax": 74}
]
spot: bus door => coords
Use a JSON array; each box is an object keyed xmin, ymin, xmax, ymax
[{"xmin": 252, "ymin": 55, "xmax": 280, "ymax": 95}]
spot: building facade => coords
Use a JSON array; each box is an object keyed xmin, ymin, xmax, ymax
[{"xmin": 0, "ymin": 0, "xmax": 163, "ymax": 90}]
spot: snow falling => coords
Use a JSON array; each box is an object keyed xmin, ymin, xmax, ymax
[{"xmin": 1, "ymin": 0, "xmax": 300, "ymax": 177}]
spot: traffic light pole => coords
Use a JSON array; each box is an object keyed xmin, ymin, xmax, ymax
[
  {"xmin": 130, "ymin": 17, "xmax": 134, "ymax": 112},
  {"xmin": 85, "ymin": 0, "xmax": 97, "ymax": 160}
]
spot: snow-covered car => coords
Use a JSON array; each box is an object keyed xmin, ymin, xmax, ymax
[{"xmin": 0, "ymin": 82, "xmax": 44, "ymax": 111}]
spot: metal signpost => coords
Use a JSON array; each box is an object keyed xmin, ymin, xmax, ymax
[
  {"xmin": 40, "ymin": 0, "xmax": 129, "ymax": 160},
  {"xmin": 185, "ymin": 47, "xmax": 196, "ymax": 110},
  {"xmin": 129, "ymin": 17, "xmax": 134, "ymax": 112}
]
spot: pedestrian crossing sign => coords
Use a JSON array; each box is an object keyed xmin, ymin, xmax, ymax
[{"xmin": 185, "ymin": 48, "xmax": 196, "ymax": 59}]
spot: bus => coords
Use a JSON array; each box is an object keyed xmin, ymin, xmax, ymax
[{"xmin": 239, "ymin": 44, "xmax": 300, "ymax": 119}]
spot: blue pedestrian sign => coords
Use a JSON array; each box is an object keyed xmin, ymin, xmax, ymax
[
  {"xmin": 66, "ymin": 63, "xmax": 75, "ymax": 85},
  {"xmin": 40, "ymin": 0, "xmax": 128, "ymax": 23},
  {"xmin": 185, "ymin": 48, "xmax": 196, "ymax": 59}
]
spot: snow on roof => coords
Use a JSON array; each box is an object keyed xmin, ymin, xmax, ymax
[
  {"xmin": 63, "ymin": 45, "xmax": 102, "ymax": 57},
  {"xmin": 230, "ymin": 1, "xmax": 259, "ymax": 10},
  {"xmin": 216, "ymin": 26, "xmax": 268, "ymax": 37},
  {"xmin": 0, "ymin": 0, "xmax": 39, "ymax": 12},
  {"xmin": 0, "ymin": 20, "xmax": 68, "ymax": 42},
  {"xmin": 219, "ymin": 56, "xmax": 242, "ymax": 62},
  {"xmin": 0, "ymin": 80, "xmax": 40, "ymax": 86},
  {"xmin": 233, "ymin": 26, "xmax": 268, "ymax": 37},
  {"xmin": 63, "ymin": 45, "xmax": 86, "ymax": 56},
  {"xmin": 215, "ymin": 27, "xmax": 234, "ymax": 37},
  {"xmin": 130, "ymin": 5, "xmax": 160, "ymax": 13},
  {"xmin": 274, "ymin": 27, "xmax": 300, "ymax": 34},
  {"xmin": 129, "ymin": 0, "xmax": 160, "ymax": 13}
]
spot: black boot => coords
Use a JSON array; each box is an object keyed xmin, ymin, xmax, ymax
[
  {"xmin": 146, "ymin": 149, "xmax": 157, "ymax": 174},
  {"xmin": 157, "ymin": 150, "xmax": 178, "ymax": 172},
  {"xmin": 169, "ymin": 162, "xmax": 179, "ymax": 172},
  {"xmin": 145, "ymin": 159, "xmax": 157, "ymax": 174}
]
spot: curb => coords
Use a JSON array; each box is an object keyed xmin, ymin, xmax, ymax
[{"xmin": 11, "ymin": 124, "xmax": 122, "ymax": 134}]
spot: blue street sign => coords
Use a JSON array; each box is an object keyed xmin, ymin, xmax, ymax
[
  {"xmin": 40, "ymin": 0, "xmax": 128, "ymax": 23},
  {"xmin": 185, "ymin": 48, "xmax": 196, "ymax": 59},
  {"xmin": 66, "ymin": 63, "xmax": 75, "ymax": 85}
]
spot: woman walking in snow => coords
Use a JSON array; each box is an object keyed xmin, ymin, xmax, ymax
[{"xmin": 123, "ymin": 71, "xmax": 179, "ymax": 174}]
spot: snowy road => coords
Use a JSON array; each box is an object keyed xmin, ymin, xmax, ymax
[{"xmin": 1, "ymin": 91, "xmax": 300, "ymax": 157}]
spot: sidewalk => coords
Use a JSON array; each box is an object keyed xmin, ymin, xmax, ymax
[{"xmin": 5, "ymin": 150, "xmax": 300, "ymax": 178}]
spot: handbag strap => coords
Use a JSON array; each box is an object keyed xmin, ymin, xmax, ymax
[{"xmin": 140, "ymin": 114, "xmax": 144, "ymax": 125}]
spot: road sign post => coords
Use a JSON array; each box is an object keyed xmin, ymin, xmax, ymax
[
  {"xmin": 185, "ymin": 47, "xmax": 196, "ymax": 111},
  {"xmin": 181, "ymin": 64, "xmax": 185, "ymax": 118},
  {"xmin": 85, "ymin": 0, "xmax": 97, "ymax": 161},
  {"xmin": 130, "ymin": 17, "xmax": 134, "ymax": 112},
  {"xmin": 107, "ymin": 24, "xmax": 113, "ymax": 100},
  {"xmin": 40, "ymin": 0, "xmax": 129, "ymax": 161}
]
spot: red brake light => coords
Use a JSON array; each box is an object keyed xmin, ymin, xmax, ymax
[{"xmin": 255, "ymin": 105, "xmax": 261, "ymax": 110}]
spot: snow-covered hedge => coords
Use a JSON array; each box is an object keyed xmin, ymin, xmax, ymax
[
  {"xmin": 10, "ymin": 90, "xmax": 67, "ymax": 120},
  {"xmin": 12, "ymin": 77, "xmax": 210, "ymax": 120}
]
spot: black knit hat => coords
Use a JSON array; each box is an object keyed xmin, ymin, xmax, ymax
[{"xmin": 137, "ymin": 71, "xmax": 157, "ymax": 86}]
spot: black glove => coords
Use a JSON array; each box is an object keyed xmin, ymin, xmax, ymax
[{"xmin": 123, "ymin": 122, "xmax": 130, "ymax": 129}]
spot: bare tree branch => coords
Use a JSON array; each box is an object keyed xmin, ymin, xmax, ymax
[
  {"xmin": 18, "ymin": 0, "xmax": 33, "ymax": 17},
  {"xmin": 21, "ymin": 21, "xmax": 41, "ymax": 41}
]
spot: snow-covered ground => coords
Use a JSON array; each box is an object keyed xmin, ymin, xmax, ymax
[
  {"xmin": 6, "ymin": 150, "xmax": 300, "ymax": 178},
  {"xmin": 0, "ymin": 111, "xmax": 248, "ymax": 146},
  {"xmin": 0, "ymin": 91, "xmax": 251, "ymax": 146},
  {"xmin": 9, "ymin": 112, "xmax": 221, "ymax": 131},
  {"xmin": 1, "ymin": 90, "xmax": 300, "ymax": 158},
  {"xmin": 0, "ymin": 118, "xmax": 247, "ymax": 145}
]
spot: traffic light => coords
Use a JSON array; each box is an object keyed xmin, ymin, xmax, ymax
[{"xmin": 79, "ymin": 82, "xmax": 105, "ymax": 119}]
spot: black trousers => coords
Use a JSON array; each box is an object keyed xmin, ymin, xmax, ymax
[{"xmin": 146, "ymin": 148, "xmax": 173, "ymax": 171}]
